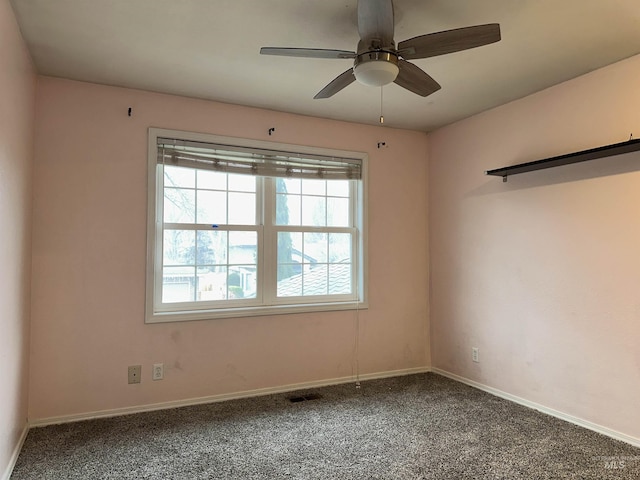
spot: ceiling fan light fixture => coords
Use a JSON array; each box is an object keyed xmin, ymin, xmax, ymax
[
  {"xmin": 353, "ymin": 51, "xmax": 399, "ymax": 87},
  {"xmin": 354, "ymin": 60, "xmax": 399, "ymax": 86}
]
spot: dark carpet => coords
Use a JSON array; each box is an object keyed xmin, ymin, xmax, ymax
[{"xmin": 11, "ymin": 373, "xmax": 640, "ymax": 479}]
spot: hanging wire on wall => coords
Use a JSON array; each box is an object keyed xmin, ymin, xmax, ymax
[{"xmin": 379, "ymin": 87, "xmax": 384, "ymax": 124}]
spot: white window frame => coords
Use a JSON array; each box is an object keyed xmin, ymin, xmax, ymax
[{"xmin": 145, "ymin": 128, "xmax": 368, "ymax": 323}]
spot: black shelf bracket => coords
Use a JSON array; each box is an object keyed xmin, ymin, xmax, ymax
[{"xmin": 485, "ymin": 138, "xmax": 640, "ymax": 182}]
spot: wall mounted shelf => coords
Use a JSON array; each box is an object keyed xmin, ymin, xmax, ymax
[{"xmin": 485, "ymin": 138, "xmax": 640, "ymax": 182}]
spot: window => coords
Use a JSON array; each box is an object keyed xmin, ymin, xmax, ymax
[{"xmin": 146, "ymin": 128, "xmax": 367, "ymax": 322}]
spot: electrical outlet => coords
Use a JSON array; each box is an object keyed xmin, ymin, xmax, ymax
[
  {"xmin": 472, "ymin": 347, "xmax": 479, "ymax": 363},
  {"xmin": 128, "ymin": 365, "xmax": 142, "ymax": 384},
  {"xmin": 152, "ymin": 363, "xmax": 164, "ymax": 381}
]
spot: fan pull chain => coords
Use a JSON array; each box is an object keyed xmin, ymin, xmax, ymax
[{"xmin": 379, "ymin": 87, "xmax": 384, "ymax": 124}]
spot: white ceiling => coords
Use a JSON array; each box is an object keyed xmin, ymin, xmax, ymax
[{"xmin": 10, "ymin": 0, "xmax": 640, "ymax": 132}]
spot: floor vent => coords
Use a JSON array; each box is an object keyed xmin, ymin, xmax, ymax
[{"xmin": 288, "ymin": 393, "xmax": 323, "ymax": 403}]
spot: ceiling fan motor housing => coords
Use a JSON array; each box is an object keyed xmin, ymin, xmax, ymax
[{"xmin": 353, "ymin": 51, "xmax": 399, "ymax": 87}]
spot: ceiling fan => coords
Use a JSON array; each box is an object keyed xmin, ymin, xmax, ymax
[{"xmin": 260, "ymin": 0, "xmax": 501, "ymax": 99}]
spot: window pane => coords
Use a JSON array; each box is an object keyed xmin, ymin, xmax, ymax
[
  {"xmin": 302, "ymin": 179, "xmax": 326, "ymax": 195},
  {"xmin": 277, "ymin": 263, "xmax": 297, "ymax": 283},
  {"xmin": 277, "ymin": 178, "xmax": 300, "ymax": 194},
  {"xmin": 197, "ymin": 190, "xmax": 227, "ymax": 224},
  {"xmin": 277, "ymin": 231, "xmax": 295, "ymax": 265},
  {"xmin": 304, "ymin": 232, "xmax": 327, "ymax": 264},
  {"xmin": 277, "ymin": 231, "xmax": 301, "ymax": 291},
  {"xmin": 327, "ymin": 180, "xmax": 350, "ymax": 197},
  {"xmin": 164, "ymin": 188, "xmax": 195, "ymax": 223},
  {"xmin": 163, "ymin": 230, "xmax": 195, "ymax": 265},
  {"xmin": 197, "ymin": 266, "xmax": 227, "ymax": 301},
  {"xmin": 287, "ymin": 232, "xmax": 303, "ymax": 265},
  {"xmin": 277, "ymin": 269, "xmax": 302, "ymax": 297},
  {"xmin": 228, "ymin": 192, "xmax": 256, "ymax": 224},
  {"xmin": 329, "ymin": 233, "xmax": 352, "ymax": 262},
  {"xmin": 228, "ymin": 174, "xmax": 256, "ymax": 192},
  {"xmin": 164, "ymin": 165, "xmax": 195, "ymax": 188},
  {"xmin": 276, "ymin": 194, "xmax": 301, "ymax": 226},
  {"xmin": 197, "ymin": 170, "xmax": 226, "ymax": 190},
  {"xmin": 162, "ymin": 266, "xmax": 195, "ymax": 303},
  {"xmin": 229, "ymin": 231, "xmax": 257, "ymax": 264},
  {"xmin": 303, "ymin": 265, "xmax": 328, "ymax": 296},
  {"xmin": 228, "ymin": 266, "xmax": 257, "ymax": 299},
  {"xmin": 197, "ymin": 230, "xmax": 227, "ymax": 265},
  {"xmin": 327, "ymin": 197, "xmax": 349, "ymax": 227},
  {"xmin": 302, "ymin": 196, "xmax": 326, "ymax": 226},
  {"xmin": 329, "ymin": 264, "xmax": 352, "ymax": 294}
]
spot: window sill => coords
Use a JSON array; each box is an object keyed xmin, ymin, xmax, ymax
[{"xmin": 146, "ymin": 301, "xmax": 369, "ymax": 324}]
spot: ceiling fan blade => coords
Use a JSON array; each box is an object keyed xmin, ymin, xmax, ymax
[
  {"xmin": 394, "ymin": 60, "xmax": 441, "ymax": 97},
  {"xmin": 260, "ymin": 47, "xmax": 356, "ymax": 59},
  {"xmin": 398, "ymin": 24, "xmax": 501, "ymax": 60},
  {"xmin": 314, "ymin": 69, "xmax": 356, "ymax": 99},
  {"xmin": 357, "ymin": 0, "xmax": 394, "ymax": 47}
]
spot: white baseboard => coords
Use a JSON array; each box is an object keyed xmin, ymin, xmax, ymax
[
  {"xmin": 1, "ymin": 424, "xmax": 28, "ymax": 480},
  {"xmin": 29, "ymin": 366, "xmax": 431, "ymax": 428},
  {"xmin": 19, "ymin": 366, "xmax": 639, "ymax": 469},
  {"xmin": 431, "ymin": 368, "xmax": 640, "ymax": 448}
]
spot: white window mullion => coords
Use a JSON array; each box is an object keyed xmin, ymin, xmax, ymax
[
  {"xmin": 255, "ymin": 176, "xmax": 266, "ymax": 305},
  {"xmin": 262, "ymin": 177, "xmax": 276, "ymax": 305},
  {"xmin": 193, "ymin": 168, "xmax": 200, "ymax": 301}
]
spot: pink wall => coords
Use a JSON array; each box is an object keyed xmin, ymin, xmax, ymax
[
  {"xmin": 28, "ymin": 77, "xmax": 430, "ymax": 420},
  {"xmin": 429, "ymin": 54, "xmax": 640, "ymax": 440},
  {"xmin": 0, "ymin": 0, "xmax": 35, "ymax": 475}
]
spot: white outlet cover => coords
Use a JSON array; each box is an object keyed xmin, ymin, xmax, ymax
[{"xmin": 152, "ymin": 363, "xmax": 164, "ymax": 380}]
